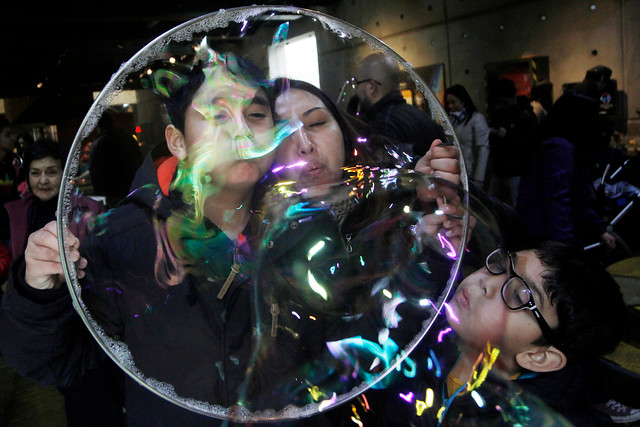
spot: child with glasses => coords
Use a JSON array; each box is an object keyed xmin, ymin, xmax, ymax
[{"xmin": 345, "ymin": 239, "xmax": 626, "ymax": 426}]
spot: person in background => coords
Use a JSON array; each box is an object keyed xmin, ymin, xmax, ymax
[
  {"xmin": 0, "ymin": 44, "xmax": 284, "ymax": 426},
  {"xmin": 530, "ymin": 80, "xmax": 554, "ymax": 125},
  {"xmin": 88, "ymin": 111, "xmax": 143, "ymax": 208},
  {"xmin": 0, "ymin": 117, "xmax": 19, "ymax": 208},
  {"xmin": 517, "ymin": 66, "xmax": 616, "ymax": 252},
  {"xmin": 353, "ymin": 52, "xmax": 444, "ymax": 158},
  {"xmin": 3, "ymin": 138, "xmax": 105, "ymax": 257},
  {"xmin": 487, "ymin": 78, "xmax": 538, "ymax": 206},
  {"xmin": 0, "ymin": 137, "xmax": 124, "ymax": 426},
  {"xmin": 445, "ymin": 84, "xmax": 490, "ymax": 189}
]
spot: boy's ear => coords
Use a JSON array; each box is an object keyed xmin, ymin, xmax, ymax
[
  {"xmin": 515, "ymin": 346, "xmax": 567, "ymax": 373},
  {"xmin": 165, "ymin": 124, "xmax": 187, "ymax": 160}
]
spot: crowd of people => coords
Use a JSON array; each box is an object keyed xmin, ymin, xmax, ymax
[
  {"xmin": 441, "ymin": 67, "xmax": 623, "ymax": 257},
  {"xmin": 0, "ymin": 40, "xmax": 636, "ymax": 427}
]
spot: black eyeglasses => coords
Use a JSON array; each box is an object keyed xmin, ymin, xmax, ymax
[
  {"xmin": 355, "ymin": 78, "xmax": 381, "ymax": 86},
  {"xmin": 486, "ymin": 248, "xmax": 555, "ymax": 343}
]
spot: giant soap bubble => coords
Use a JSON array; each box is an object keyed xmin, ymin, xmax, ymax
[{"xmin": 55, "ymin": 5, "xmax": 569, "ymax": 424}]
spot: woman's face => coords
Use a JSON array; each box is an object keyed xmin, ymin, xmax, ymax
[
  {"xmin": 29, "ymin": 156, "xmax": 62, "ymax": 201},
  {"xmin": 274, "ymin": 89, "xmax": 345, "ymax": 189},
  {"xmin": 446, "ymin": 94, "xmax": 464, "ymax": 113}
]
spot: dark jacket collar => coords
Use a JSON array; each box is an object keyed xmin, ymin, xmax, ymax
[{"xmin": 364, "ymin": 89, "xmax": 406, "ymax": 120}]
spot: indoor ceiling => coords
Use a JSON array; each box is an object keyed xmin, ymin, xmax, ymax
[{"xmin": 1, "ymin": 1, "xmax": 338, "ymax": 123}]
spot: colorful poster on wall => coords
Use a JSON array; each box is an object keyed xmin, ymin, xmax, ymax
[
  {"xmin": 499, "ymin": 71, "xmax": 532, "ymax": 97},
  {"xmin": 415, "ymin": 63, "xmax": 446, "ymax": 106}
]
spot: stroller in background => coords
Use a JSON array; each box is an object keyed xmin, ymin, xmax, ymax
[
  {"xmin": 587, "ymin": 156, "xmax": 640, "ymax": 425},
  {"xmin": 586, "ymin": 158, "xmax": 640, "ymax": 265}
]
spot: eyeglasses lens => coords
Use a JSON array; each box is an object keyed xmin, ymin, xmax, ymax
[
  {"xmin": 486, "ymin": 249, "xmax": 508, "ymax": 274},
  {"xmin": 502, "ymin": 278, "xmax": 530, "ymax": 309}
]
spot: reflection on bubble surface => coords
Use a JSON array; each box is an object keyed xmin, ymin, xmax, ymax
[{"xmin": 55, "ymin": 5, "xmax": 571, "ymax": 424}]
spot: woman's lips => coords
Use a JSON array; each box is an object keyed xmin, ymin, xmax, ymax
[
  {"xmin": 301, "ymin": 162, "xmax": 325, "ymax": 178},
  {"xmin": 304, "ymin": 166, "xmax": 325, "ymax": 177}
]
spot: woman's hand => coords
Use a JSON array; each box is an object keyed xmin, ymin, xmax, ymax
[
  {"xmin": 24, "ymin": 221, "xmax": 87, "ymax": 290},
  {"xmin": 415, "ymin": 139, "xmax": 461, "ymax": 204},
  {"xmin": 415, "ymin": 139, "xmax": 460, "ymax": 185},
  {"xmin": 415, "ymin": 196, "xmax": 472, "ymax": 252}
]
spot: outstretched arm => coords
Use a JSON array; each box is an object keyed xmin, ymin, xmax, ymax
[{"xmin": 0, "ymin": 221, "xmax": 101, "ymax": 388}]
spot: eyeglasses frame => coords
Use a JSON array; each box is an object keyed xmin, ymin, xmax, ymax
[
  {"xmin": 486, "ymin": 248, "xmax": 556, "ymax": 344},
  {"xmin": 355, "ymin": 78, "xmax": 381, "ymax": 86}
]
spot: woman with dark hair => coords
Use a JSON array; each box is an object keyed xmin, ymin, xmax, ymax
[
  {"xmin": 270, "ymin": 77, "xmax": 460, "ymax": 218},
  {"xmin": 1, "ymin": 137, "xmax": 121, "ymax": 426},
  {"xmin": 271, "ymin": 78, "xmax": 440, "ymax": 186},
  {"xmin": 272, "ymin": 78, "xmax": 361, "ymax": 190},
  {"xmin": 270, "ymin": 77, "xmax": 462, "ymax": 253},
  {"xmin": 3, "ymin": 138, "xmax": 105, "ymax": 257},
  {"xmin": 445, "ymin": 84, "xmax": 490, "ymax": 188},
  {"xmin": 247, "ymin": 78, "xmax": 463, "ymax": 407}
]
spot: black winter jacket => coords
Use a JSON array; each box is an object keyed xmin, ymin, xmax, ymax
[
  {"xmin": 0, "ymin": 154, "xmax": 339, "ymax": 426},
  {"xmin": 363, "ymin": 90, "xmax": 445, "ymax": 158}
]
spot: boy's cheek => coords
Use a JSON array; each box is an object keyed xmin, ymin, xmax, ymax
[{"xmin": 463, "ymin": 308, "xmax": 505, "ymax": 345}]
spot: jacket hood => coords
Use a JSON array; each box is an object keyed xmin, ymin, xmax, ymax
[{"xmin": 124, "ymin": 146, "xmax": 177, "ymax": 221}]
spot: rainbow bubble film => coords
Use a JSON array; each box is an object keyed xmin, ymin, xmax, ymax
[{"xmin": 56, "ymin": 6, "xmax": 570, "ymax": 424}]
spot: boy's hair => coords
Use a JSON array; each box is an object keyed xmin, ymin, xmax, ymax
[
  {"xmin": 534, "ymin": 241, "xmax": 625, "ymax": 362},
  {"xmin": 163, "ymin": 63, "xmax": 205, "ymax": 134}
]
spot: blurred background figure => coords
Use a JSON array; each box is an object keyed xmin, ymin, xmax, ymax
[
  {"xmin": 13, "ymin": 131, "xmax": 35, "ymax": 197},
  {"xmin": 445, "ymin": 84, "xmax": 490, "ymax": 189},
  {"xmin": 517, "ymin": 66, "xmax": 617, "ymax": 252},
  {"xmin": 0, "ymin": 117, "xmax": 19, "ymax": 208},
  {"xmin": 88, "ymin": 112, "xmax": 143, "ymax": 208},
  {"xmin": 353, "ymin": 52, "xmax": 444, "ymax": 158},
  {"xmin": 486, "ymin": 78, "xmax": 538, "ymax": 206},
  {"xmin": 1, "ymin": 137, "xmax": 125, "ymax": 426},
  {"xmin": 530, "ymin": 80, "xmax": 554, "ymax": 125},
  {"xmin": 3, "ymin": 137, "xmax": 105, "ymax": 258}
]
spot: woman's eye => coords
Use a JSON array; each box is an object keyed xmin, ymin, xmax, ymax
[
  {"xmin": 247, "ymin": 112, "xmax": 266, "ymax": 120},
  {"xmin": 307, "ymin": 121, "xmax": 326, "ymax": 128}
]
